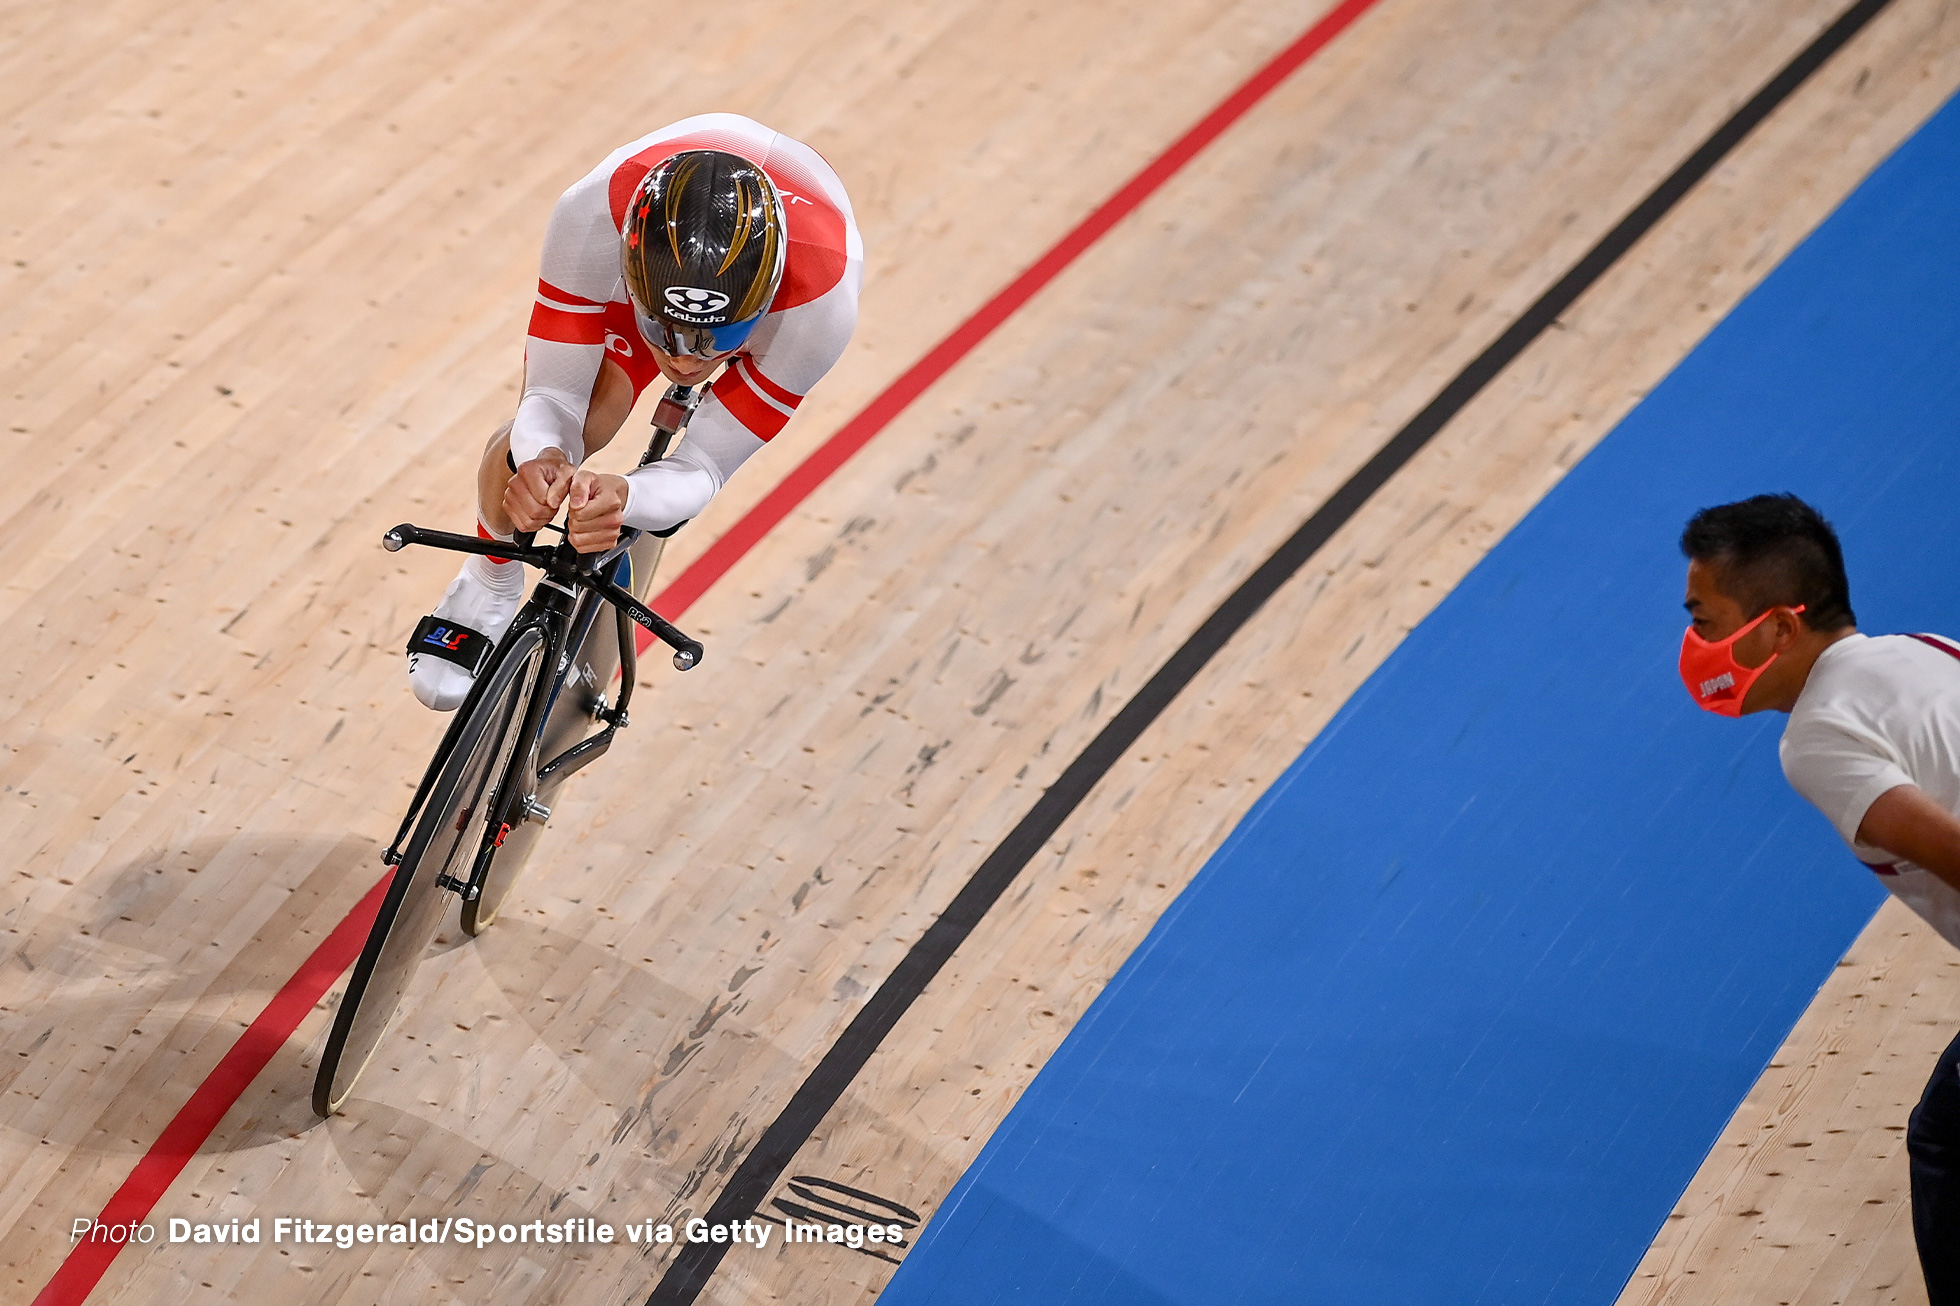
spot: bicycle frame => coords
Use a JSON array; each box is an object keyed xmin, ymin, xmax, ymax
[{"xmin": 377, "ymin": 383, "xmax": 707, "ymax": 900}]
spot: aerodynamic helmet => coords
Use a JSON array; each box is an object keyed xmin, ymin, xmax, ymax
[{"xmin": 621, "ymin": 150, "xmax": 786, "ymax": 359}]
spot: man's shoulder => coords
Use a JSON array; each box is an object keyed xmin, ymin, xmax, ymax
[
  {"xmin": 1785, "ymin": 630, "xmax": 1960, "ymax": 752},
  {"xmin": 599, "ymin": 116, "xmax": 846, "ymax": 206},
  {"xmin": 1802, "ymin": 632, "xmax": 1901, "ymax": 694},
  {"xmin": 1807, "ymin": 631, "xmax": 1960, "ymax": 697},
  {"xmin": 569, "ymin": 118, "xmax": 854, "ymax": 284},
  {"xmin": 1783, "ymin": 636, "xmax": 1881, "ymax": 747},
  {"xmin": 609, "ymin": 114, "xmax": 780, "ymax": 167}
]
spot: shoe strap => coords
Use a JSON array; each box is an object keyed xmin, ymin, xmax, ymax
[{"xmin": 408, "ymin": 615, "xmax": 493, "ymax": 673}]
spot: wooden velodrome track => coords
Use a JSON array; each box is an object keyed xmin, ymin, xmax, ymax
[{"xmin": 4, "ymin": 0, "xmax": 1960, "ymax": 1302}]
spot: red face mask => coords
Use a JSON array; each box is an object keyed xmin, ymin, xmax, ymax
[{"xmin": 1678, "ymin": 604, "xmax": 1805, "ymax": 716}]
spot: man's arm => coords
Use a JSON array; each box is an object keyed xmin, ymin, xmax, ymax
[
  {"xmin": 1857, "ymin": 784, "xmax": 1960, "ymax": 894},
  {"xmin": 512, "ymin": 167, "xmax": 621, "ymax": 467},
  {"xmin": 620, "ymin": 277, "xmax": 860, "ymax": 534}
]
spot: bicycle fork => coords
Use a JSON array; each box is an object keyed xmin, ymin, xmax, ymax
[{"xmin": 437, "ymin": 586, "xmax": 577, "ymax": 902}]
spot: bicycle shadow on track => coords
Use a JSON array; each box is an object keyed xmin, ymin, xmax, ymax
[
  {"xmin": 252, "ymin": 912, "xmax": 811, "ymax": 1248},
  {"xmin": 211, "ymin": 885, "xmax": 807, "ymax": 1158},
  {"xmin": 321, "ymin": 1097, "xmax": 607, "ymax": 1227},
  {"xmin": 314, "ymin": 1098, "xmax": 674, "ymax": 1306},
  {"xmin": 469, "ymin": 910, "xmax": 804, "ymax": 1144},
  {"xmin": 0, "ymin": 834, "xmax": 383, "ymax": 1158},
  {"xmin": 4, "ymin": 833, "xmax": 810, "ymax": 1182}
]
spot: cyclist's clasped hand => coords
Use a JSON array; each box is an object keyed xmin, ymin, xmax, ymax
[
  {"xmin": 504, "ymin": 448, "xmax": 574, "ymax": 532},
  {"xmin": 563, "ymin": 470, "xmax": 628, "ymax": 554},
  {"xmin": 503, "ymin": 450, "xmax": 628, "ymax": 553}
]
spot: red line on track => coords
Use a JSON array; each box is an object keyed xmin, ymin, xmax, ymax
[
  {"xmin": 31, "ymin": 3, "xmax": 1382, "ymax": 1300},
  {"xmin": 645, "ymin": 0, "xmax": 1384, "ymax": 626},
  {"xmin": 31, "ymin": 874, "xmax": 393, "ymax": 1306}
]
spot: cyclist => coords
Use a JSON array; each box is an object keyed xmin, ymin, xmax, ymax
[{"xmin": 407, "ymin": 113, "xmax": 863, "ymax": 709}]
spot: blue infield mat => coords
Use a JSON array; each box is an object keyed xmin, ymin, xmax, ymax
[{"xmin": 881, "ymin": 92, "xmax": 1960, "ymax": 1306}]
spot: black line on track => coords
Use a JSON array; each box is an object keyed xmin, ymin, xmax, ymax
[{"xmin": 639, "ymin": 2, "xmax": 1895, "ymax": 1300}]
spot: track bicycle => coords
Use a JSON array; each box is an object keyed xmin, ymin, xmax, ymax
[{"xmin": 312, "ymin": 384, "xmax": 708, "ymax": 1116}]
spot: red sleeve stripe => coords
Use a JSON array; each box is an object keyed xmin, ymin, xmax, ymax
[
  {"xmin": 737, "ymin": 356, "xmax": 803, "ymax": 411},
  {"xmin": 537, "ymin": 292, "xmax": 605, "ymax": 314},
  {"xmin": 538, "ymin": 278, "xmax": 607, "ymax": 309},
  {"xmin": 713, "ymin": 362, "xmax": 794, "ymax": 440},
  {"xmin": 528, "ymin": 300, "xmax": 606, "ymax": 345}
]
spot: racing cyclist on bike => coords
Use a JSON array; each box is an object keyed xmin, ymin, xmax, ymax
[{"xmin": 407, "ymin": 113, "xmax": 863, "ymax": 709}]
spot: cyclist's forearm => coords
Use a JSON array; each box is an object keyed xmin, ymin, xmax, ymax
[
  {"xmin": 620, "ymin": 413, "xmax": 768, "ymax": 531},
  {"xmin": 622, "ymin": 445, "xmax": 719, "ymax": 533},
  {"xmin": 510, "ymin": 389, "xmax": 588, "ymax": 467}
]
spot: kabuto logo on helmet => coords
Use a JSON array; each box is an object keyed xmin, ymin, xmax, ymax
[{"xmin": 664, "ymin": 286, "xmax": 733, "ymax": 321}]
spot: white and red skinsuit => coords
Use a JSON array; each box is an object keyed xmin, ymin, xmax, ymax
[{"xmin": 511, "ymin": 113, "xmax": 863, "ymax": 531}]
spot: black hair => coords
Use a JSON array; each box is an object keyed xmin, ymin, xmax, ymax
[{"xmin": 1679, "ymin": 493, "xmax": 1854, "ymax": 630}]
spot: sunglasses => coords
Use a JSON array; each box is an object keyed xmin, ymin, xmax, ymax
[{"xmin": 633, "ymin": 303, "xmax": 765, "ymax": 360}]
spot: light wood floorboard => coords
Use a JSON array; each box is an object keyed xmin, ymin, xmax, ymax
[{"xmin": 1, "ymin": 0, "xmax": 1955, "ymax": 1303}]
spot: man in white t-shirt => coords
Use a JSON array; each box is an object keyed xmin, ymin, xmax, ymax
[{"xmin": 1679, "ymin": 492, "xmax": 1960, "ymax": 1304}]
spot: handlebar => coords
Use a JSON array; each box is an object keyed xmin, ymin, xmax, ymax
[
  {"xmin": 588, "ymin": 572, "xmax": 704, "ymax": 670},
  {"xmin": 383, "ymin": 523, "xmax": 552, "ymax": 564},
  {"xmin": 383, "ymin": 522, "xmax": 704, "ymax": 671}
]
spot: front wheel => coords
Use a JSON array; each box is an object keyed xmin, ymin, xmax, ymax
[{"xmin": 313, "ymin": 626, "xmax": 544, "ymax": 1116}]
